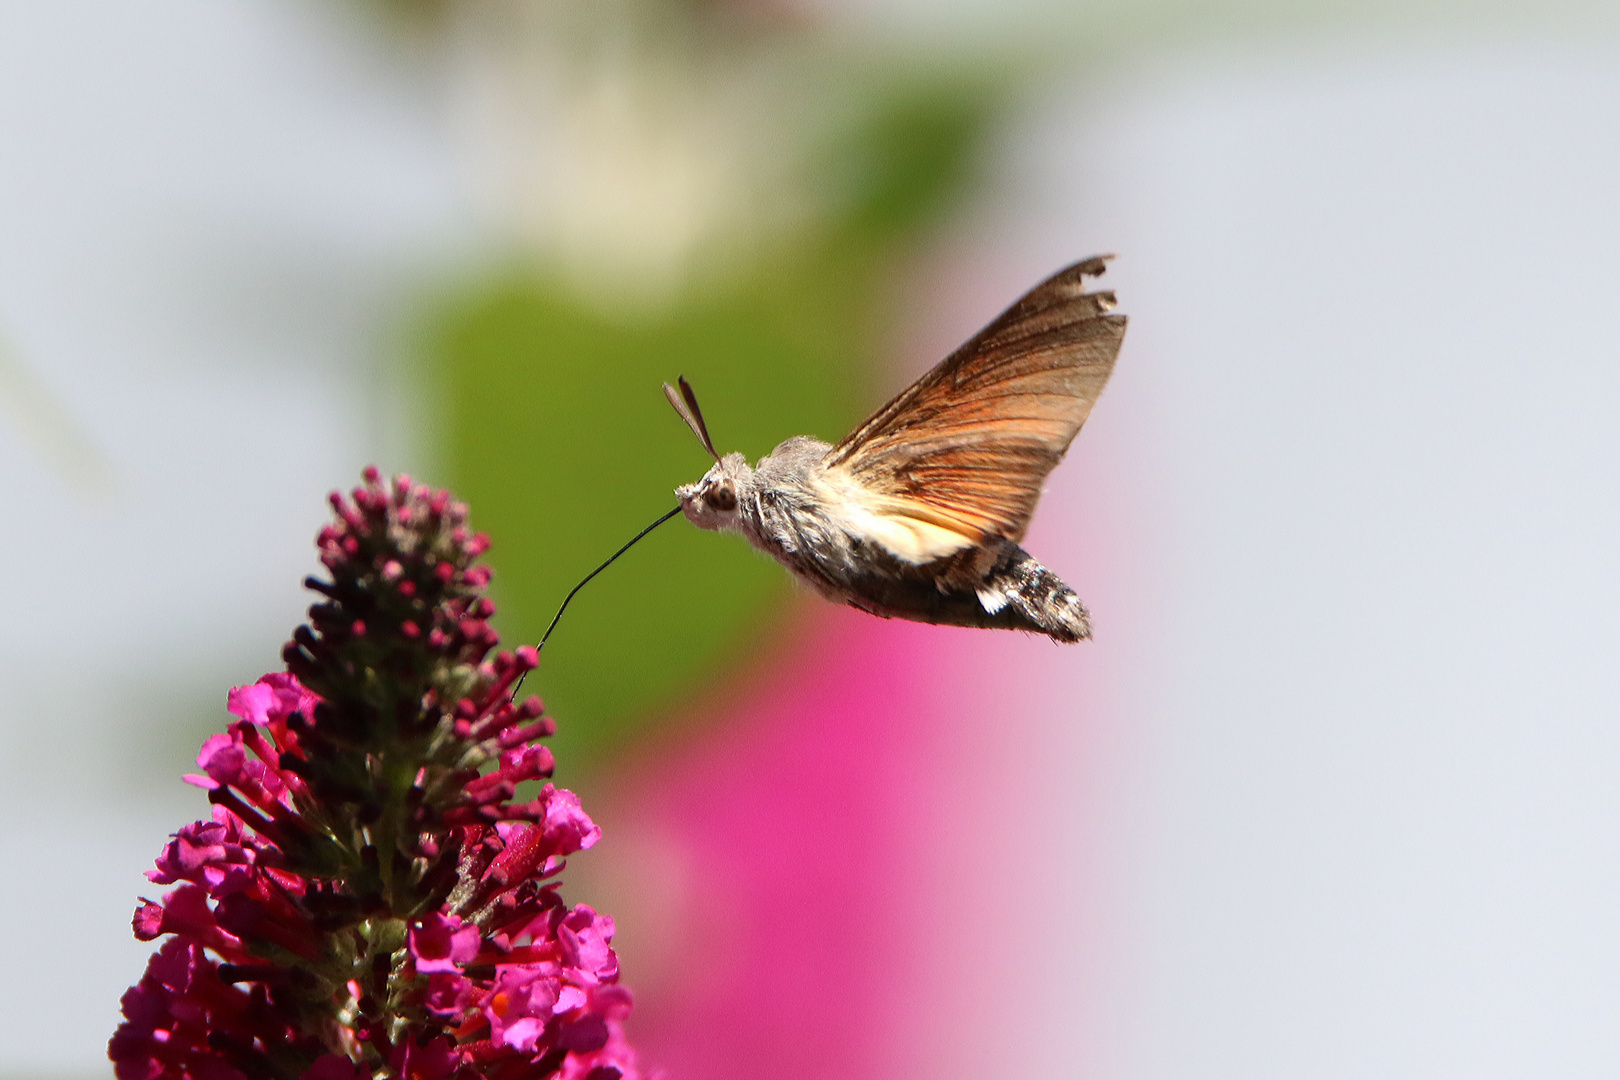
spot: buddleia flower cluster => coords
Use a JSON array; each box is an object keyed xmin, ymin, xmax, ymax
[{"xmin": 109, "ymin": 468, "xmax": 647, "ymax": 1080}]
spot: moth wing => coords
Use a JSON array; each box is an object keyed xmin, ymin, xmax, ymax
[{"xmin": 825, "ymin": 255, "xmax": 1126, "ymax": 544}]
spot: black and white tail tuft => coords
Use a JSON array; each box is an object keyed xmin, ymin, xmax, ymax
[{"xmin": 976, "ymin": 548, "xmax": 1091, "ymax": 643}]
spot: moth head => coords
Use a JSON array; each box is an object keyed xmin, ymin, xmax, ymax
[{"xmin": 676, "ymin": 454, "xmax": 751, "ymax": 532}]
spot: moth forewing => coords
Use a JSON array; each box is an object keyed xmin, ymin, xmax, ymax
[{"xmin": 824, "ymin": 258, "xmax": 1125, "ymax": 545}]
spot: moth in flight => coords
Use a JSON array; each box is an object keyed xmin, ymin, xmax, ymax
[{"xmin": 666, "ymin": 256, "xmax": 1125, "ymax": 642}]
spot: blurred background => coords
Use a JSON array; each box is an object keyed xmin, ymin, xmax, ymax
[{"xmin": 3, "ymin": 0, "xmax": 1619, "ymax": 1076}]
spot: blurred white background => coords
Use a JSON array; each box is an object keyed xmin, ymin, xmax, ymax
[
  {"xmin": 989, "ymin": 36, "xmax": 1620, "ymax": 1077},
  {"xmin": 2, "ymin": 1, "xmax": 1618, "ymax": 1077}
]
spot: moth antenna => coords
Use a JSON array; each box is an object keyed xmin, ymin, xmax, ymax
[
  {"xmin": 509, "ymin": 504, "xmax": 683, "ymax": 700},
  {"xmin": 677, "ymin": 376, "xmax": 717, "ymax": 454},
  {"xmin": 663, "ymin": 375, "xmax": 721, "ymax": 464}
]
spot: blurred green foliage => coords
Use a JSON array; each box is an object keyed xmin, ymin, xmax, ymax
[{"xmin": 420, "ymin": 76, "xmax": 1000, "ymax": 774}]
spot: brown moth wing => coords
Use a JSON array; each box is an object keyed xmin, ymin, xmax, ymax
[{"xmin": 824, "ymin": 255, "xmax": 1126, "ymax": 544}]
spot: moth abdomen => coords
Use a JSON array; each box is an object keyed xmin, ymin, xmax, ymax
[
  {"xmin": 807, "ymin": 540, "xmax": 1088, "ymax": 643},
  {"xmin": 977, "ymin": 547, "xmax": 1091, "ymax": 643}
]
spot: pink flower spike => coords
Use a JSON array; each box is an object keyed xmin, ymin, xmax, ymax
[{"xmin": 112, "ymin": 470, "xmax": 647, "ymax": 1080}]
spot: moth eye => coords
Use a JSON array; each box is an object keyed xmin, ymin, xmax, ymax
[{"xmin": 707, "ymin": 480, "xmax": 737, "ymax": 511}]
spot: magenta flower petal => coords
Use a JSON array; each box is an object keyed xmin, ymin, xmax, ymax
[
  {"xmin": 423, "ymin": 971, "xmax": 473, "ymax": 1018},
  {"xmin": 410, "ymin": 911, "xmax": 481, "ymax": 973},
  {"xmin": 485, "ymin": 965, "xmax": 563, "ymax": 1049},
  {"xmin": 225, "ymin": 682, "xmax": 278, "ymax": 726},
  {"xmin": 559, "ymin": 906, "xmax": 619, "ymax": 982},
  {"xmin": 194, "ymin": 734, "xmax": 243, "ymax": 782},
  {"xmin": 541, "ymin": 786, "xmax": 602, "ymax": 855}
]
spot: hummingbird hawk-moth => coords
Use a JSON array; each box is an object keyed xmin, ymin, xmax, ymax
[{"xmin": 666, "ymin": 255, "xmax": 1125, "ymax": 643}]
